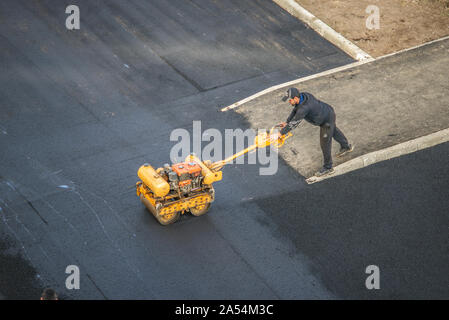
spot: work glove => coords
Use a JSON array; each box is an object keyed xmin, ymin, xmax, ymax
[{"xmin": 276, "ymin": 122, "xmax": 287, "ymax": 128}]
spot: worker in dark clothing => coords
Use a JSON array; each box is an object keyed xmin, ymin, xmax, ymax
[{"xmin": 279, "ymin": 87, "xmax": 354, "ymax": 176}]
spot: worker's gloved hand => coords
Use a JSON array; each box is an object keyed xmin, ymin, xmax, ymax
[
  {"xmin": 277, "ymin": 122, "xmax": 287, "ymax": 128},
  {"xmin": 280, "ymin": 126, "xmax": 290, "ymax": 136}
]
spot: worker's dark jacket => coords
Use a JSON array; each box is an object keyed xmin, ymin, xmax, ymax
[{"xmin": 280, "ymin": 92, "xmax": 332, "ymax": 135}]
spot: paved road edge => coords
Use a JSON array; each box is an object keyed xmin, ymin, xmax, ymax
[
  {"xmin": 220, "ymin": 60, "xmax": 368, "ymax": 112},
  {"xmin": 272, "ymin": 0, "xmax": 373, "ymax": 61},
  {"xmin": 306, "ymin": 128, "xmax": 449, "ymax": 184}
]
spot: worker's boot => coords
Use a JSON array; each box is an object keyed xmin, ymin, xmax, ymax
[
  {"xmin": 315, "ymin": 166, "xmax": 334, "ymax": 177},
  {"xmin": 336, "ymin": 144, "xmax": 354, "ymax": 158}
]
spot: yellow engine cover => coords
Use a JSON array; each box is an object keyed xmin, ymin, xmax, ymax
[{"xmin": 137, "ymin": 164, "xmax": 170, "ymax": 197}]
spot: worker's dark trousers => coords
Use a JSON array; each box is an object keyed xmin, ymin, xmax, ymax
[{"xmin": 320, "ymin": 109, "xmax": 349, "ymax": 169}]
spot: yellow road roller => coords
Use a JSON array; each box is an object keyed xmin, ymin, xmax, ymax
[{"xmin": 136, "ymin": 127, "xmax": 292, "ymax": 225}]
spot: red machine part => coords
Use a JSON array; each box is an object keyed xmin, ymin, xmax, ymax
[
  {"xmin": 172, "ymin": 162, "xmax": 202, "ymax": 177},
  {"xmin": 178, "ymin": 180, "xmax": 192, "ymax": 187}
]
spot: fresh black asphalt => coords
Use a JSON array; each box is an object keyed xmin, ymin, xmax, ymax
[
  {"xmin": 1, "ymin": 0, "xmax": 447, "ymax": 299},
  {"xmin": 258, "ymin": 141, "xmax": 449, "ymax": 299}
]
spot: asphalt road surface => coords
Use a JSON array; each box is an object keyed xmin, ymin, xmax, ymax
[{"xmin": 1, "ymin": 0, "xmax": 447, "ymax": 300}]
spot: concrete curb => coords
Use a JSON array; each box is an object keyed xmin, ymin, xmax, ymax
[
  {"xmin": 220, "ymin": 60, "xmax": 368, "ymax": 112},
  {"xmin": 273, "ymin": 0, "xmax": 373, "ymax": 62},
  {"xmin": 376, "ymin": 35, "xmax": 449, "ymax": 60},
  {"xmin": 306, "ymin": 128, "xmax": 449, "ymax": 184}
]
